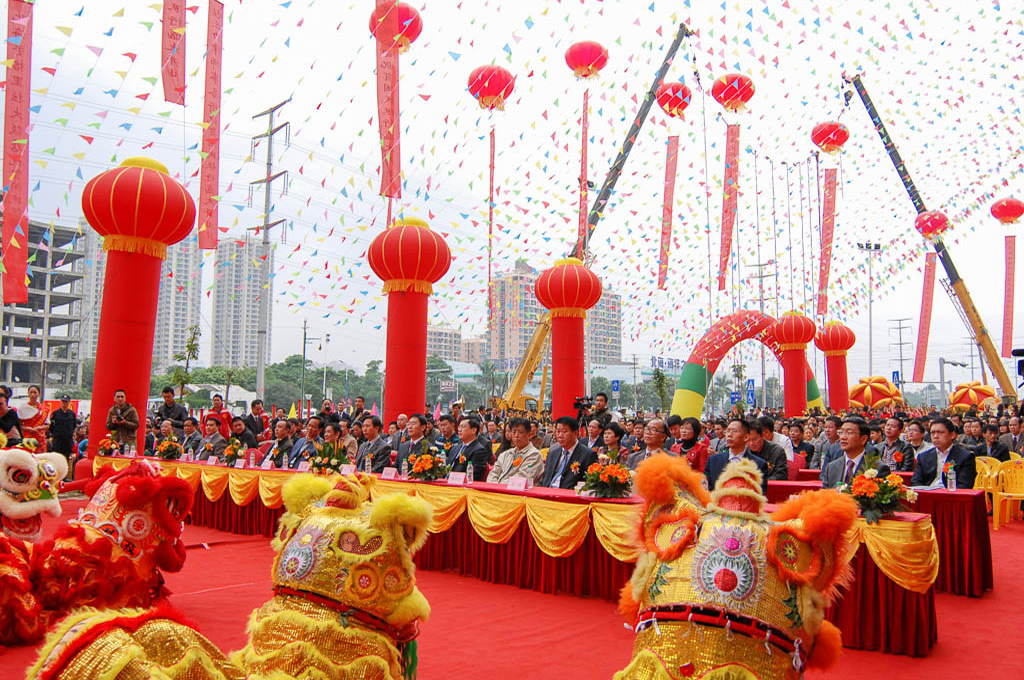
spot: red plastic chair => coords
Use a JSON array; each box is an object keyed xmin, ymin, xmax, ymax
[{"xmin": 787, "ymin": 454, "xmax": 807, "ymax": 480}]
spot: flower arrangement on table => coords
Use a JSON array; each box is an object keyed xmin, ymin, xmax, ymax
[
  {"xmin": 222, "ymin": 437, "xmax": 245, "ymax": 466},
  {"xmin": 839, "ymin": 468, "xmax": 918, "ymax": 524},
  {"xmin": 156, "ymin": 436, "xmax": 184, "ymax": 461},
  {"xmin": 97, "ymin": 435, "xmax": 119, "ymax": 456},
  {"xmin": 581, "ymin": 461, "xmax": 632, "ymax": 499},
  {"xmin": 311, "ymin": 441, "xmax": 354, "ymax": 475},
  {"xmin": 407, "ymin": 450, "xmax": 450, "ymax": 482}
]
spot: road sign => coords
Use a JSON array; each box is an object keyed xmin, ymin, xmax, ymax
[
  {"xmin": 730, "ymin": 391, "xmax": 741, "ymax": 404},
  {"xmin": 745, "ymin": 379, "xmax": 755, "ymax": 391},
  {"xmin": 745, "ymin": 389, "xmax": 756, "ymax": 405},
  {"xmin": 611, "ymin": 380, "xmax": 621, "ymax": 394},
  {"xmin": 439, "ymin": 380, "xmax": 456, "ymax": 392},
  {"xmin": 892, "ymin": 370, "xmax": 900, "ymax": 386}
]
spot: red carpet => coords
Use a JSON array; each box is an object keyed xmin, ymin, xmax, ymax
[{"xmin": 4, "ymin": 515, "xmax": 1024, "ymax": 678}]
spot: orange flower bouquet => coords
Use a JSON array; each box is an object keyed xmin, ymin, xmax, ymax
[
  {"xmin": 840, "ymin": 468, "xmax": 918, "ymax": 523},
  {"xmin": 157, "ymin": 436, "xmax": 184, "ymax": 461},
  {"xmin": 97, "ymin": 435, "xmax": 119, "ymax": 456},
  {"xmin": 222, "ymin": 437, "xmax": 244, "ymax": 466},
  {"xmin": 581, "ymin": 461, "xmax": 633, "ymax": 499},
  {"xmin": 407, "ymin": 452, "xmax": 450, "ymax": 482}
]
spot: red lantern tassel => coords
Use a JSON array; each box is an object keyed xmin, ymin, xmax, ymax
[
  {"xmin": 488, "ymin": 127, "xmax": 496, "ymax": 339},
  {"xmin": 658, "ymin": 136, "xmax": 679, "ymax": 290},
  {"xmin": 197, "ymin": 0, "xmax": 224, "ymax": 249},
  {"xmin": 912, "ymin": 252, "xmax": 937, "ymax": 382},
  {"xmin": 816, "ymin": 168, "xmax": 838, "ymax": 316},
  {"xmin": 578, "ymin": 88, "xmax": 589, "ymax": 255},
  {"xmin": 2, "ymin": 0, "xmax": 33, "ymax": 304},
  {"xmin": 375, "ymin": 0, "xmax": 401, "ymax": 198},
  {"xmin": 717, "ymin": 124, "xmax": 741, "ymax": 291},
  {"xmin": 1004, "ymin": 234, "xmax": 1015, "ymax": 358}
]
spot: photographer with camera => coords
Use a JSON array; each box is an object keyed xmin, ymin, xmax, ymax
[{"xmin": 589, "ymin": 392, "xmax": 621, "ymax": 427}]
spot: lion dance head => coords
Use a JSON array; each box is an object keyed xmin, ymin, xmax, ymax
[
  {"xmin": 615, "ymin": 456, "xmax": 858, "ymax": 680},
  {"xmin": 0, "ymin": 447, "xmax": 67, "ymax": 542}
]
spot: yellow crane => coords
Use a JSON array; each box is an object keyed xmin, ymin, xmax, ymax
[{"xmin": 491, "ymin": 314, "xmax": 551, "ymax": 417}]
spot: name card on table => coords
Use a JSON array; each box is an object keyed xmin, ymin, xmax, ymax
[
  {"xmin": 506, "ymin": 476, "xmax": 528, "ymax": 491},
  {"xmin": 181, "ymin": 453, "xmax": 192, "ymax": 462},
  {"xmin": 381, "ymin": 467, "xmax": 398, "ymax": 480},
  {"xmin": 339, "ymin": 464, "xmax": 357, "ymax": 476},
  {"xmin": 297, "ymin": 461, "xmax": 311, "ymax": 472},
  {"xmin": 205, "ymin": 457, "xmax": 219, "ymax": 466},
  {"xmin": 446, "ymin": 472, "xmax": 467, "ymax": 486},
  {"xmin": 260, "ymin": 457, "xmax": 275, "ymax": 470},
  {"xmin": 234, "ymin": 459, "xmax": 246, "ymax": 469}
]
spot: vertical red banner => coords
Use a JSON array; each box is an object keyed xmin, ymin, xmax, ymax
[
  {"xmin": 578, "ymin": 87, "xmax": 589, "ymax": 254},
  {"xmin": 2, "ymin": 0, "xmax": 32, "ymax": 304},
  {"xmin": 375, "ymin": 1, "xmax": 401, "ymax": 198},
  {"xmin": 198, "ymin": 0, "xmax": 223, "ymax": 250},
  {"xmin": 717, "ymin": 124, "xmax": 740, "ymax": 291},
  {"xmin": 816, "ymin": 168, "xmax": 838, "ymax": 316},
  {"xmin": 1003, "ymin": 234, "xmax": 1015, "ymax": 358},
  {"xmin": 161, "ymin": 0, "xmax": 185, "ymax": 105},
  {"xmin": 658, "ymin": 136, "xmax": 680, "ymax": 289},
  {"xmin": 912, "ymin": 252, "xmax": 937, "ymax": 382},
  {"xmin": 488, "ymin": 127, "xmax": 496, "ymax": 337}
]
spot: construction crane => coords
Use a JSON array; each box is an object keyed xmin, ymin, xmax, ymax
[
  {"xmin": 843, "ymin": 73, "xmax": 1015, "ymax": 396},
  {"xmin": 491, "ymin": 314, "xmax": 551, "ymax": 416},
  {"xmin": 495, "ymin": 22, "xmax": 694, "ymax": 413}
]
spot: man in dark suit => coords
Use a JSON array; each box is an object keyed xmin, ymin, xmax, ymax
[
  {"xmin": 243, "ymin": 399, "xmax": 268, "ymax": 440},
  {"xmin": 879, "ymin": 417, "xmax": 914, "ymax": 472},
  {"xmin": 540, "ymin": 416, "xmax": 598, "ymax": 489},
  {"xmin": 181, "ymin": 417, "xmax": 202, "ymax": 457},
  {"xmin": 447, "ymin": 417, "xmax": 490, "ymax": 481},
  {"xmin": 394, "ymin": 414, "xmax": 430, "ymax": 469},
  {"xmin": 822, "ymin": 417, "xmax": 880, "ymax": 488},
  {"xmin": 196, "ymin": 416, "xmax": 228, "ymax": 462},
  {"xmin": 746, "ymin": 420, "xmax": 788, "ymax": 481},
  {"xmin": 289, "ymin": 415, "xmax": 324, "ymax": 469},
  {"xmin": 265, "ymin": 419, "xmax": 293, "ymax": 469},
  {"xmin": 976, "ymin": 423, "xmax": 1010, "ymax": 463},
  {"xmin": 911, "ymin": 417, "xmax": 977, "ymax": 489},
  {"xmin": 704, "ymin": 418, "xmax": 769, "ymax": 494},
  {"xmin": 357, "ymin": 416, "xmax": 392, "ymax": 473}
]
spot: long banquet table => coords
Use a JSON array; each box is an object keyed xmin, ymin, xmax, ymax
[
  {"xmin": 767, "ymin": 479, "xmax": 993, "ymax": 597},
  {"xmin": 94, "ymin": 457, "xmax": 939, "ymax": 655}
]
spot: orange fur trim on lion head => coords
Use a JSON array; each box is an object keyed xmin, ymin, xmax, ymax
[{"xmin": 634, "ymin": 454, "xmax": 710, "ymax": 508}]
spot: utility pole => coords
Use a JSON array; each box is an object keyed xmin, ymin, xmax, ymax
[
  {"xmin": 889, "ymin": 317, "xmax": 913, "ymax": 391},
  {"xmin": 249, "ymin": 99, "xmax": 291, "ymax": 401},
  {"xmin": 298, "ymin": 319, "xmax": 326, "ymax": 420},
  {"xmin": 749, "ymin": 261, "xmax": 775, "ymax": 408},
  {"xmin": 856, "ymin": 242, "xmax": 883, "ymax": 376}
]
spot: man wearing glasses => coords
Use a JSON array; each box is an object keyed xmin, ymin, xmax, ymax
[{"xmin": 626, "ymin": 419, "xmax": 672, "ymax": 469}]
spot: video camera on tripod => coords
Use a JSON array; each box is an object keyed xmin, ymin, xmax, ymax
[{"xmin": 573, "ymin": 396, "xmax": 593, "ymax": 429}]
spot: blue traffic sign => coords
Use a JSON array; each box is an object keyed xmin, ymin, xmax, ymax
[
  {"xmin": 730, "ymin": 391, "xmax": 741, "ymax": 404},
  {"xmin": 611, "ymin": 380, "xmax": 621, "ymax": 393}
]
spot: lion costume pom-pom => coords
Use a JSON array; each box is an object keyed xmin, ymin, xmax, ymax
[{"xmin": 615, "ymin": 456, "xmax": 857, "ymax": 680}]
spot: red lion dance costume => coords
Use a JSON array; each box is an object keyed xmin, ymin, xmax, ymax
[
  {"xmin": 0, "ymin": 460, "xmax": 193, "ymax": 645},
  {"xmin": 616, "ymin": 455, "xmax": 858, "ymax": 680}
]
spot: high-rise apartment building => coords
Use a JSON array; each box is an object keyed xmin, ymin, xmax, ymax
[
  {"xmin": 211, "ymin": 237, "xmax": 274, "ymax": 368},
  {"xmin": 461, "ymin": 334, "xmax": 489, "ymax": 365},
  {"xmin": 426, "ymin": 325, "xmax": 462, "ymax": 363},
  {"xmin": 0, "ymin": 219, "xmax": 85, "ymax": 390},
  {"xmin": 488, "ymin": 259, "xmax": 622, "ymax": 370},
  {"xmin": 79, "ymin": 229, "xmax": 203, "ymax": 370}
]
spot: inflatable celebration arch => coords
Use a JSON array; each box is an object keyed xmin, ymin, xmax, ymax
[{"xmin": 670, "ymin": 310, "xmax": 824, "ymax": 417}]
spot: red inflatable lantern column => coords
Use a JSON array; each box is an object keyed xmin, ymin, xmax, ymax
[
  {"xmin": 770, "ymin": 312, "xmax": 817, "ymax": 416},
  {"xmin": 367, "ymin": 217, "xmax": 452, "ymax": 424},
  {"xmin": 535, "ymin": 258, "xmax": 602, "ymax": 419},
  {"xmin": 84, "ymin": 158, "xmax": 197, "ymax": 456},
  {"xmin": 813, "ymin": 322, "xmax": 856, "ymax": 411}
]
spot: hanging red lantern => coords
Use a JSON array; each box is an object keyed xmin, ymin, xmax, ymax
[
  {"xmin": 467, "ymin": 65, "xmax": 516, "ymax": 111},
  {"xmin": 711, "ymin": 73, "xmax": 755, "ymax": 112},
  {"xmin": 991, "ymin": 197, "xmax": 1024, "ymax": 224},
  {"xmin": 914, "ymin": 210, "xmax": 949, "ymax": 240},
  {"xmin": 368, "ymin": 1, "xmax": 422, "ymax": 53},
  {"xmin": 564, "ymin": 40, "xmax": 608, "ymax": 79},
  {"xmin": 811, "ymin": 121, "xmax": 850, "ymax": 153},
  {"xmin": 656, "ymin": 82, "xmax": 692, "ymax": 118}
]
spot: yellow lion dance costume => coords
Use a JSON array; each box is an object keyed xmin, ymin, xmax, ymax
[
  {"xmin": 615, "ymin": 455, "xmax": 859, "ymax": 680},
  {"xmin": 28, "ymin": 473, "xmax": 432, "ymax": 680}
]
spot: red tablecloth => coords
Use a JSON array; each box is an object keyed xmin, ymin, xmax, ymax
[
  {"xmin": 767, "ymin": 480, "xmax": 992, "ymax": 597},
  {"xmin": 795, "ymin": 468, "xmax": 912, "ymax": 483}
]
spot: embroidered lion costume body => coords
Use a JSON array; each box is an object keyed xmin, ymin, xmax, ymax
[
  {"xmin": 615, "ymin": 455, "xmax": 859, "ymax": 680},
  {"xmin": 0, "ymin": 459, "xmax": 192, "ymax": 645},
  {"xmin": 28, "ymin": 473, "xmax": 433, "ymax": 680}
]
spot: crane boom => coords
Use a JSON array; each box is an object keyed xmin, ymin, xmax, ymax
[{"xmin": 843, "ymin": 73, "xmax": 1015, "ymax": 396}]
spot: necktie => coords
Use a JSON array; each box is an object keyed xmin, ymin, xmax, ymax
[{"xmin": 844, "ymin": 459, "xmax": 856, "ymax": 484}]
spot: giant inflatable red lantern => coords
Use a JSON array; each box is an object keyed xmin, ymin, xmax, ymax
[
  {"xmin": 368, "ymin": 1, "xmax": 422, "ymax": 52},
  {"xmin": 992, "ymin": 197, "xmax": 1024, "ymax": 357},
  {"xmin": 656, "ymin": 82, "xmax": 691, "ymax": 119},
  {"xmin": 83, "ymin": 158, "xmax": 196, "ymax": 456},
  {"xmin": 814, "ymin": 322, "xmax": 856, "ymax": 411},
  {"xmin": 711, "ymin": 73, "xmax": 755, "ymax": 291},
  {"xmin": 367, "ymin": 217, "xmax": 451, "ymax": 424},
  {"xmin": 770, "ymin": 312, "xmax": 817, "ymax": 416},
  {"xmin": 535, "ymin": 258, "xmax": 602, "ymax": 418},
  {"xmin": 811, "ymin": 121, "xmax": 850, "ymax": 316},
  {"xmin": 468, "ymin": 65, "xmax": 515, "ymax": 111}
]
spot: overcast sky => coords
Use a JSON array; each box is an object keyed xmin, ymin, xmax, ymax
[{"xmin": 6, "ymin": 0, "xmax": 1024, "ymax": 392}]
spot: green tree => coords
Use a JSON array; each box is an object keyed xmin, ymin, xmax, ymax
[
  {"xmin": 425, "ymin": 356, "xmax": 453, "ymax": 407},
  {"xmin": 652, "ymin": 368, "xmax": 670, "ymax": 412},
  {"xmin": 81, "ymin": 358, "xmax": 95, "ymax": 390},
  {"xmin": 184, "ymin": 388, "xmax": 211, "ymax": 410},
  {"xmin": 712, "ymin": 373, "xmax": 732, "ymax": 414},
  {"xmin": 477, "ymin": 361, "xmax": 499, "ymax": 400},
  {"xmin": 170, "ymin": 325, "xmax": 201, "ymax": 402}
]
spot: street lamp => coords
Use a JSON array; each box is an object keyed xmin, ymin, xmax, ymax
[
  {"xmin": 938, "ymin": 357, "xmax": 967, "ymax": 406},
  {"xmin": 299, "ymin": 320, "xmax": 327, "ymax": 419},
  {"xmin": 856, "ymin": 242, "xmax": 883, "ymax": 376}
]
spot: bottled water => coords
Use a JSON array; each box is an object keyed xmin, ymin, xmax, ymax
[
  {"xmin": 946, "ymin": 467, "xmax": 957, "ymax": 491},
  {"xmin": 466, "ymin": 462, "xmax": 474, "ymax": 484},
  {"xmin": 363, "ymin": 454, "xmax": 372, "ymax": 476},
  {"xmin": 400, "ymin": 458, "xmax": 409, "ymax": 479}
]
